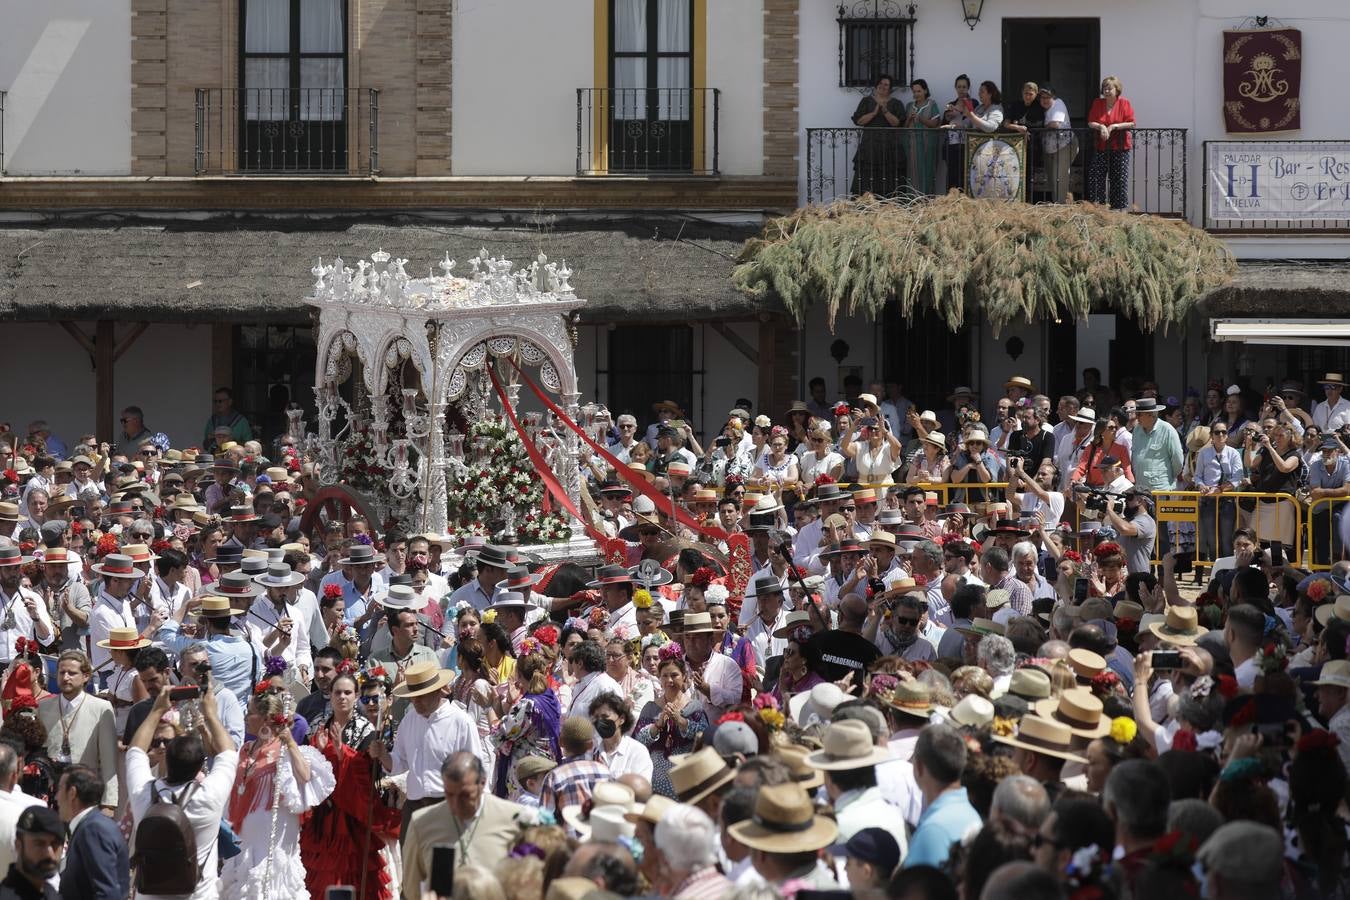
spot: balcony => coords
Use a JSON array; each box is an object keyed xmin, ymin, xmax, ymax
[
  {"xmin": 194, "ymin": 88, "xmax": 380, "ymax": 176},
  {"xmin": 805, "ymin": 126, "xmax": 1188, "ymax": 217},
  {"xmin": 577, "ymin": 88, "xmax": 719, "ymax": 176}
]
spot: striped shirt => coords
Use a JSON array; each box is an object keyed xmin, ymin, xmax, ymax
[{"xmin": 671, "ymin": 867, "xmax": 734, "ymax": 900}]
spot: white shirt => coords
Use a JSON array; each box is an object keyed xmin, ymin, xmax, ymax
[
  {"xmin": 568, "ymin": 670, "xmax": 624, "ymax": 718},
  {"xmin": 390, "ymin": 700, "xmax": 481, "ymax": 800},
  {"xmin": 696, "ymin": 651, "xmax": 744, "ymax": 721},
  {"xmin": 247, "ymin": 595, "xmax": 314, "ymax": 676},
  {"xmin": 0, "ymin": 586, "xmax": 53, "ymax": 664},
  {"xmin": 876, "ymin": 754, "xmax": 924, "ymax": 828},
  {"xmin": 1041, "ymin": 98, "xmax": 1073, "ymax": 151},
  {"xmin": 591, "ymin": 736, "xmax": 654, "ymax": 783},
  {"xmin": 1234, "ymin": 656, "xmax": 1259, "ymax": 691},
  {"xmin": 0, "ymin": 787, "xmax": 41, "ymax": 877},
  {"xmin": 126, "ymin": 746, "xmax": 240, "ymax": 900},
  {"xmin": 1313, "ymin": 396, "xmax": 1350, "ymax": 432},
  {"xmin": 89, "ymin": 587, "xmax": 136, "ymax": 671},
  {"xmin": 448, "ymin": 578, "xmax": 500, "ymax": 614},
  {"xmin": 1019, "ymin": 490, "xmax": 1065, "ymax": 529},
  {"xmin": 743, "ymin": 610, "xmax": 789, "ymax": 670}
]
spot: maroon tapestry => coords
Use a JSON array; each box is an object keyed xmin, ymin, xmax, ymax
[{"xmin": 1223, "ymin": 28, "xmax": 1301, "ymax": 133}]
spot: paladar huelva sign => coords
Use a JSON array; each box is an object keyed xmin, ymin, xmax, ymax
[{"xmin": 1206, "ymin": 141, "xmax": 1350, "ymax": 222}]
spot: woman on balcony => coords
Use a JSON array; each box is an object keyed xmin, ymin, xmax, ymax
[
  {"xmin": 1087, "ymin": 75, "xmax": 1136, "ymax": 210},
  {"xmin": 942, "ymin": 80, "xmax": 1004, "ymax": 193},
  {"xmin": 904, "ymin": 78, "xmax": 943, "ymax": 195},
  {"xmin": 850, "ymin": 73, "xmax": 908, "ymax": 198}
]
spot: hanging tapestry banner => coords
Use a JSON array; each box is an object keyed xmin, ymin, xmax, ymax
[{"xmin": 1223, "ymin": 28, "xmax": 1301, "ymax": 134}]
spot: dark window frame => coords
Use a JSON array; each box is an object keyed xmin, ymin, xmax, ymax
[
  {"xmin": 608, "ymin": 0, "xmax": 695, "ymax": 118},
  {"xmin": 837, "ymin": 1, "xmax": 917, "ymax": 88},
  {"xmin": 238, "ymin": 0, "xmax": 349, "ymax": 115}
]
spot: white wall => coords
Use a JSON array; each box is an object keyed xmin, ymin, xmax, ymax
[
  {"xmin": 0, "ymin": 0, "xmax": 131, "ymax": 175},
  {"xmin": 798, "ymin": 0, "xmax": 1350, "ymax": 229},
  {"xmin": 0, "ymin": 323, "xmax": 212, "ymax": 450},
  {"xmin": 452, "ymin": 0, "xmax": 764, "ymax": 176}
]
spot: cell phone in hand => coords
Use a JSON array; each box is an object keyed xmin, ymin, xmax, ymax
[
  {"xmin": 1073, "ymin": 577, "xmax": 1090, "ymax": 603},
  {"xmin": 167, "ymin": 685, "xmax": 203, "ymax": 702},
  {"xmin": 325, "ymin": 888, "xmax": 356, "ymax": 900},
  {"xmin": 1269, "ymin": 540, "xmax": 1284, "ymax": 568},
  {"xmin": 1151, "ymin": 650, "xmax": 1183, "ymax": 670},
  {"xmin": 430, "ymin": 845, "xmax": 455, "ymax": 897}
]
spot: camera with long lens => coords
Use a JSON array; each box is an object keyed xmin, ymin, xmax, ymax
[{"xmin": 1072, "ymin": 484, "xmax": 1126, "ymax": 516}]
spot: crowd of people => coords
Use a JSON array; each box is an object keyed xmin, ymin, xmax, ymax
[
  {"xmin": 0, "ymin": 366, "xmax": 1345, "ymax": 900},
  {"xmin": 847, "ymin": 73, "xmax": 1136, "ymax": 208}
]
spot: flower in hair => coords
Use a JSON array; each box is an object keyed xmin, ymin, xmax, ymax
[
  {"xmin": 1214, "ymin": 674, "xmax": 1238, "ymax": 699},
  {"xmin": 9, "ymin": 695, "xmax": 36, "ymax": 714},
  {"xmin": 689, "ymin": 567, "xmax": 717, "ymax": 590},
  {"xmin": 322, "ymin": 584, "xmax": 343, "ymax": 600},
  {"xmin": 334, "ymin": 658, "xmax": 359, "ymax": 677},
  {"xmin": 611, "ymin": 623, "xmax": 636, "ymax": 642},
  {"xmin": 752, "ymin": 692, "xmax": 780, "ymax": 712},
  {"xmin": 509, "ymin": 843, "xmax": 545, "ymax": 861},
  {"xmin": 1171, "ymin": 729, "xmax": 1198, "ymax": 752},
  {"xmin": 1092, "ymin": 542, "xmax": 1123, "ymax": 559},
  {"xmin": 1188, "ymin": 675, "xmax": 1213, "ymax": 700},
  {"xmin": 1219, "ymin": 757, "xmax": 1264, "ymax": 783},
  {"xmin": 869, "ymin": 673, "xmax": 899, "ymax": 694},
  {"xmin": 1062, "ymin": 549, "xmax": 1082, "ymax": 563},
  {"xmin": 632, "ymin": 588, "xmax": 653, "ymax": 610},
  {"xmin": 770, "ymin": 425, "xmax": 788, "ymax": 438},
  {"xmin": 264, "ymin": 656, "xmax": 289, "ymax": 678},
  {"xmin": 268, "ymin": 713, "xmax": 289, "ymax": 728},
  {"xmin": 564, "ymin": 616, "xmax": 588, "ymax": 633},
  {"xmin": 587, "ymin": 606, "xmax": 610, "ymax": 629},
  {"xmin": 519, "ymin": 637, "xmax": 541, "ymax": 657},
  {"xmin": 790, "ymin": 625, "xmax": 814, "ymax": 645},
  {"xmin": 1089, "ymin": 670, "xmax": 1120, "ymax": 697},
  {"xmin": 716, "ymin": 711, "xmax": 746, "ymax": 725},
  {"xmin": 832, "ymin": 402, "xmax": 850, "ymax": 416},
  {"xmin": 758, "ymin": 708, "xmax": 785, "ymax": 731},
  {"xmin": 657, "ymin": 642, "xmax": 685, "ymax": 663},
  {"xmin": 1306, "ymin": 579, "xmax": 1333, "ymax": 603},
  {"xmin": 754, "ymin": 415, "xmax": 772, "ymax": 429},
  {"xmin": 814, "ymin": 473, "xmax": 836, "ymax": 486},
  {"xmin": 481, "ymin": 609, "xmax": 497, "ymax": 624},
  {"xmin": 352, "ymin": 533, "xmax": 374, "ymax": 546},
  {"xmin": 704, "ymin": 584, "xmax": 729, "ymax": 606},
  {"xmin": 533, "ymin": 624, "xmax": 559, "ymax": 647},
  {"xmin": 1109, "ymin": 717, "xmax": 1137, "ymax": 745},
  {"xmin": 253, "ymin": 682, "xmax": 272, "ymax": 696}
]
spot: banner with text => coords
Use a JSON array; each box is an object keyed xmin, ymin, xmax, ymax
[{"xmin": 1206, "ymin": 141, "xmax": 1350, "ymax": 223}]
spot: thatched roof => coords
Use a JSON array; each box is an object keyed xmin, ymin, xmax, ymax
[
  {"xmin": 734, "ymin": 195, "xmax": 1238, "ymax": 333},
  {"xmin": 0, "ymin": 218, "xmax": 768, "ymax": 323},
  {"xmin": 1200, "ymin": 261, "xmax": 1350, "ymax": 317}
]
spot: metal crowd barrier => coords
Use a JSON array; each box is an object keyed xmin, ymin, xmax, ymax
[
  {"xmin": 1304, "ymin": 496, "xmax": 1350, "ymax": 572},
  {"xmin": 1150, "ymin": 490, "xmax": 1305, "ymax": 569}
]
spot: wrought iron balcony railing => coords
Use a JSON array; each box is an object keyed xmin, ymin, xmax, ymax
[
  {"xmin": 0, "ymin": 90, "xmax": 7, "ymax": 175},
  {"xmin": 577, "ymin": 87, "xmax": 719, "ymax": 176},
  {"xmin": 194, "ymin": 88, "xmax": 380, "ymax": 175},
  {"xmin": 806, "ymin": 126, "xmax": 1188, "ymax": 217}
]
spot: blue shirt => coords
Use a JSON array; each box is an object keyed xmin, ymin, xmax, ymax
[
  {"xmin": 1194, "ymin": 444, "xmax": 1244, "ymax": 488},
  {"xmin": 1309, "ymin": 456, "xmax": 1350, "ymax": 491},
  {"xmin": 905, "ymin": 787, "xmax": 983, "ymax": 869},
  {"xmin": 318, "ymin": 570, "xmax": 387, "ymax": 628},
  {"xmin": 156, "ymin": 622, "xmax": 260, "ymax": 712}
]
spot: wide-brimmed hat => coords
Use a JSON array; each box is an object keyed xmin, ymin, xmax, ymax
[
  {"xmin": 0, "ymin": 546, "xmax": 34, "ymax": 568},
  {"xmin": 1315, "ymin": 595, "xmax": 1350, "ymax": 628},
  {"xmin": 866, "ymin": 531, "xmax": 897, "ymax": 551},
  {"xmin": 922, "ymin": 431, "xmax": 948, "ymax": 450},
  {"xmin": 624, "ymin": 794, "xmax": 675, "ymax": 826},
  {"xmin": 122, "ymin": 544, "xmax": 158, "ymax": 565},
  {"xmin": 515, "ymin": 756, "xmax": 557, "ymax": 783},
  {"xmin": 378, "ymin": 584, "xmax": 419, "ymax": 610},
  {"xmin": 992, "ymin": 715, "xmax": 1088, "ymax": 763},
  {"xmin": 205, "ymin": 545, "xmax": 244, "ymax": 567},
  {"xmin": 949, "ymin": 694, "xmax": 996, "ymax": 728},
  {"xmin": 197, "ymin": 596, "xmax": 240, "ymax": 619},
  {"xmin": 562, "ymin": 781, "xmax": 636, "ymax": 839},
  {"xmin": 1004, "ymin": 375, "xmax": 1035, "ymax": 393},
  {"xmin": 496, "ymin": 565, "xmax": 541, "ymax": 592},
  {"xmin": 89, "ymin": 553, "xmax": 137, "ymax": 578},
  {"xmin": 253, "ymin": 563, "xmax": 305, "ymax": 590},
  {"xmin": 748, "ymin": 572, "xmax": 786, "ymax": 601},
  {"xmin": 1319, "ymin": 373, "xmax": 1346, "ymax": 387},
  {"xmin": 947, "ymin": 386, "xmax": 976, "ymax": 402},
  {"xmin": 785, "ymin": 400, "xmax": 810, "ymax": 417},
  {"xmin": 813, "ymin": 483, "xmax": 848, "ymax": 503},
  {"xmin": 1070, "ymin": 407, "xmax": 1099, "ymax": 425},
  {"xmin": 1133, "ymin": 397, "xmax": 1162, "ymax": 414},
  {"xmin": 1068, "ymin": 648, "xmax": 1107, "ymax": 681},
  {"xmin": 471, "ymin": 544, "xmax": 514, "ymax": 570},
  {"xmin": 391, "ymin": 661, "xmax": 454, "ymax": 698},
  {"xmin": 489, "ymin": 592, "xmax": 533, "ymax": 616},
  {"xmin": 652, "ymin": 399, "xmax": 685, "ymax": 416},
  {"xmin": 956, "ymin": 617, "xmax": 1005, "ymax": 638},
  {"xmin": 727, "ymin": 783, "xmax": 839, "ymax": 853},
  {"xmin": 788, "ymin": 682, "xmax": 850, "ymax": 727},
  {"xmin": 169, "ymin": 494, "xmax": 202, "ymax": 514},
  {"xmin": 207, "ymin": 571, "xmax": 264, "ymax": 604},
  {"xmin": 223, "ymin": 505, "xmax": 259, "ymax": 524},
  {"xmin": 681, "ymin": 611, "xmax": 718, "ymax": 635},
  {"xmin": 338, "ymin": 544, "xmax": 383, "ymax": 567},
  {"xmin": 773, "ymin": 743, "xmax": 827, "ymax": 790},
  {"xmin": 989, "ymin": 519, "xmax": 1031, "ymax": 537},
  {"xmin": 1008, "ymin": 668, "xmax": 1053, "ymax": 701},
  {"xmin": 630, "ymin": 558, "xmax": 674, "ymax": 589},
  {"xmin": 1034, "ymin": 688, "xmax": 1112, "ymax": 739},
  {"xmin": 882, "ymin": 680, "xmax": 934, "ymax": 719},
  {"xmin": 1148, "ymin": 606, "xmax": 1208, "ymax": 646},
  {"xmin": 772, "ymin": 611, "xmax": 813, "ymax": 640},
  {"xmin": 40, "ymin": 548, "xmax": 73, "ymax": 567},
  {"xmin": 819, "ymin": 538, "xmax": 864, "ymax": 558},
  {"xmin": 806, "ymin": 720, "xmax": 894, "ymax": 771},
  {"xmin": 587, "ymin": 564, "xmax": 635, "ymax": 589},
  {"xmin": 669, "ymin": 747, "xmax": 736, "ymax": 805},
  {"xmin": 97, "ymin": 626, "xmax": 151, "ymax": 651},
  {"xmin": 1312, "ymin": 660, "xmax": 1350, "ymax": 689}
]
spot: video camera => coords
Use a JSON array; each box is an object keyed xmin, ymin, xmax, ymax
[{"xmin": 1072, "ymin": 484, "xmax": 1127, "ymax": 516}]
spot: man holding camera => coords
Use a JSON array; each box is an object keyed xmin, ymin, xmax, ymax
[
  {"xmin": 1104, "ymin": 488, "xmax": 1158, "ymax": 575},
  {"xmin": 125, "ymin": 668, "xmax": 238, "ymax": 900}
]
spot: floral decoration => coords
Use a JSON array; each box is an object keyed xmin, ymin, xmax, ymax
[
  {"xmin": 1306, "ymin": 578, "xmax": 1334, "ymax": 604},
  {"xmin": 337, "ymin": 423, "xmax": 393, "ymax": 496},
  {"xmin": 689, "ymin": 567, "xmax": 718, "ymax": 589},
  {"xmin": 632, "ymin": 588, "xmax": 653, "ymax": 610},
  {"xmin": 1109, "ymin": 716, "xmax": 1137, "ymax": 745},
  {"xmin": 759, "ymin": 708, "xmax": 785, "ymax": 731},
  {"xmin": 533, "ymin": 624, "xmax": 559, "ymax": 646},
  {"xmin": 322, "ymin": 584, "xmax": 344, "ymax": 600},
  {"xmin": 443, "ymin": 416, "xmax": 571, "ymax": 544}
]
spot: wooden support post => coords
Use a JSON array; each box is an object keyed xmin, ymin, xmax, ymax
[{"xmin": 95, "ymin": 320, "xmax": 115, "ymax": 443}]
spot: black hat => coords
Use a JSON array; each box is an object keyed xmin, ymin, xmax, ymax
[
  {"xmin": 16, "ymin": 806, "xmax": 65, "ymax": 840},
  {"xmin": 1095, "ymin": 455, "xmax": 1122, "ymax": 469}
]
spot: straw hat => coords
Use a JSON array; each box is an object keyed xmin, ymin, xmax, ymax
[
  {"xmin": 122, "ymin": 544, "xmax": 158, "ymax": 565},
  {"xmin": 89, "ymin": 553, "xmax": 136, "ymax": 579},
  {"xmin": 668, "ymin": 746, "xmax": 735, "ymax": 805},
  {"xmin": 1004, "ymin": 375, "xmax": 1035, "ymax": 393},
  {"xmin": 726, "ymin": 783, "xmax": 839, "ymax": 853},
  {"xmin": 1315, "ymin": 595, "xmax": 1350, "ymax": 627},
  {"xmin": 1147, "ymin": 606, "xmax": 1208, "ymax": 646},
  {"xmin": 253, "ymin": 563, "xmax": 305, "ymax": 590},
  {"xmin": 922, "ymin": 431, "xmax": 947, "ymax": 450},
  {"xmin": 949, "ymin": 694, "xmax": 995, "ymax": 728},
  {"xmin": 562, "ymin": 781, "xmax": 636, "ymax": 838},
  {"xmin": 772, "ymin": 611, "xmax": 813, "ymax": 640},
  {"xmin": 391, "ymin": 661, "xmax": 454, "ymax": 698},
  {"xmin": 1311, "ymin": 660, "xmax": 1350, "ymax": 690},
  {"xmin": 773, "ymin": 743, "xmax": 826, "ymax": 790},
  {"xmin": 955, "ymin": 617, "xmax": 1005, "ymax": 638},
  {"xmin": 992, "ymin": 715, "xmax": 1088, "ymax": 764},
  {"xmin": 806, "ymin": 720, "xmax": 894, "ymax": 771},
  {"xmin": 1318, "ymin": 373, "xmax": 1346, "ymax": 387},
  {"xmin": 624, "ymin": 794, "xmax": 675, "ymax": 826},
  {"xmin": 1033, "ymin": 688, "xmax": 1112, "ymax": 740},
  {"xmin": 338, "ymin": 544, "xmax": 383, "ymax": 567},
  {"xmin": 207, "ymin": 571, "xmax": 263, "ymax": 603},
  {"xmin": 197, "ymin": 596, "xmax": 240, "ymax": 619},
  {"xmin": 882, "ymin": 680, "xmax": 934, "ymax": 719},
  {"xmin": 1008, "ymin": 668, "xmax": 1053, "ymax": 701},
  {"xmin": 1067, "ymin": 648, "xmax": 1107, "ymax": 681},
  {"xmin": 96, "ymin": 626, "xmax": 151, "ymax": 651}
]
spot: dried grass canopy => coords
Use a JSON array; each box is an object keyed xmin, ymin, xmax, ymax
[{"xmin": 732, "ymin": 195, "xmax": 1237, "ymax": 334}]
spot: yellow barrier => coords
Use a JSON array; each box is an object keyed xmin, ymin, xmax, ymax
[
  {"xmin": 1151, "ymin": 489, "xmax": 1304, "ymax": 569},
  {"xmin": 1305, "ymin": 496, "xmax": 1350, "ymax": 572}
]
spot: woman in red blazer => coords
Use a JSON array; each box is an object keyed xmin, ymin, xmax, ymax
[{"xmin": 1086, "ymin": 75, "xmax": 1136, "ymax": 210}]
